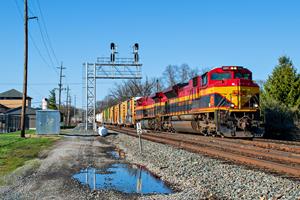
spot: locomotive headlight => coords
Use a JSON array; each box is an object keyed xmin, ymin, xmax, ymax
[
  {"xmin": 254, "ymin": 103, "xmax": 259, "ymax": 108},
  {"xmin": 230, "ymin": 104, "xmax": 235, "ymax": 108}
]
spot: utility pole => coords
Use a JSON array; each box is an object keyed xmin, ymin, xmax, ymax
[
  {"xmin": 57, "ymin": 62, "xmax": 66, "ymax": 110},
  {"xmin": 20, "ymin": 0, "xmax": 37, "ymax": 138},
  {"xmin": 66, "ymin": 86, "xmax": 70, "ymax": 126},
  {"xmin": 73, "ymin": 95, "xmax": 76, "ymax": 117}
]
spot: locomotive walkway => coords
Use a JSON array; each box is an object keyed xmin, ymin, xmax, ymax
[{"xmin": 107, "ymin": 126, "xmax": 300, "ymax": 178}]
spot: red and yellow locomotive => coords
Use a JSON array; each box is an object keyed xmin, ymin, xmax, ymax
[{"xmin": 135, "ymin": 66, "xmax": 264, "ymax": 138}]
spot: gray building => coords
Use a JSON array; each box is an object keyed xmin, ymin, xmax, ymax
[{"xmin": 5, "ymin": 107, "xmax": 38, "ymax": 129}]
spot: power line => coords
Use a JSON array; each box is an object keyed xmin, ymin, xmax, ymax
[
  {"xmin": 27, "ymin": 2, "xmax": 35, "ymax": 16},
  {"xmin": 30, "ymin": 0, "xmax": 57, "ymax": 68},
  {"xmin": 36, "ymin": 0, "xmax": 60, "ymax": 66},
  {"xmin": 13, "ymin": 0, "xmax": 59, "ymax": 76},
  {"xmin": 28, "ymin": 85, "xmax": 44, "ymax": 98},
  {"xmin": 29, "ymin": 34, "xmax": 59, "ymax": 75},
  {"xmin": 37, "ymin": 20, "xmax": 56, "ymax": 67},
  {"xmin": 31, "ymin": 0, "xmax": 58, "ymax": 73}
]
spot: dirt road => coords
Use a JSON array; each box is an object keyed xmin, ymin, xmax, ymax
[{"xmin": 0, "ymin": 135, "xmax": 138, "ymax": 200}]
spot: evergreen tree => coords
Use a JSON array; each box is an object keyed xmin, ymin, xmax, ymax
[
  {"xmin": 264, "ymin": 56, "xmax": 300, "ymax": 108},
  {"xmin": 48, "ymin": 89, "xmax": 58, "ymax": 110}
]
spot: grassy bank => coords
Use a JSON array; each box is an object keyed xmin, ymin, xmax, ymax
[{"xmin": 0, "ymin": 130, "xmax": 60, "ymax": 184}]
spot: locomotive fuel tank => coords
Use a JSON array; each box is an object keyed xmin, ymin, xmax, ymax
[{"xmin": 171, "ymin": 120, "xmax": 199, "ymax": 134}]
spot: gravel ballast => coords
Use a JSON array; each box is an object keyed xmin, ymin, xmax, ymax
[{"xmin": 107, "ymin": 131, "xmax": 300, "ymax": 200}]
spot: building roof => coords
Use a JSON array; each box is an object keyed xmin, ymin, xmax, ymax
[{"xmin": 0, "ymin": 89, "xmax": 32, "ymax": 99}]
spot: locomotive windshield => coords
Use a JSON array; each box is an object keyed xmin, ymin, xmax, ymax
[
  {"xmin": 234, "ymin": 72, "xmax": 251, "ymax": 80},
  {"xmin": 211, "ymin": 72, "xmax": 231, "ymax": 80}
]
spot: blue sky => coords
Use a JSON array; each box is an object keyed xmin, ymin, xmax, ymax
[{"xmin": 1, "ymin": 0, "xmax": 300, "ymax": 108}]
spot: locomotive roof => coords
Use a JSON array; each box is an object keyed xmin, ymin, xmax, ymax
[{"xmin": 209, "ymin": 66, "xmax": 251, "ymax": 72}]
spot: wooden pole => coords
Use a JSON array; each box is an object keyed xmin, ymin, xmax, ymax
[{"xmin": 20, "ymin": 0, "xmax": 28, "ymax": 138}]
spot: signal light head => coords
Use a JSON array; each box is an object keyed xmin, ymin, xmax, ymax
[
  {"xmin": 110, "ymin": 42, "xmax": 116, "ymax": 50},
  {"xmin": 134, "ymin": 43, "xmax": 139, "ymax": 50}
]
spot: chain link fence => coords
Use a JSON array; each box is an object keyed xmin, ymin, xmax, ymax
[{"xmin": 0, "ymin": 114, "xmax": 22, "ymax": 133}]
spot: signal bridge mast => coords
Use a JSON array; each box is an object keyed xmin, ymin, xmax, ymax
[{"xmin": 84, "ymin": 43, "xmax": 142, "ymax": 131}]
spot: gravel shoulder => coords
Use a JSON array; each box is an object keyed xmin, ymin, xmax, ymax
[{"xmin": 107, "ymin": 131, "xmax": 300, "ymax": 200}]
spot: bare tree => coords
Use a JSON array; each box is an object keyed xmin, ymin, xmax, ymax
[
  {"xmin": 154, "ymin": 78, "xmax": 164, "ymax": 92},
  {"xmin": 179, "ymin": 63, "xmax": 190, "ymax": 83},
  {"xmin": 96, "ymin": 95, "xmax": 117, "ymax": 112},
  {"xmin": 142, "ymin": 77, "xmax": 156, "ymax": 96},
  {"xmin": 128, "ymin": 77, "xmax": 156, "ymax": 96},
  {"xmin": 163, "ymin": 65, "xmax": 179, "ymax": 87},
  {"xmin": 106, "ymin": 77, "xmax": 157, "ymax": 108},
  {"xmin": 188, "ymin": 67, "xmax": 199, "ymax": 79}
]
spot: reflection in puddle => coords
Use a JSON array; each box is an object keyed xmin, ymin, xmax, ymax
[{"xmin": 73, "ymin": 163, "xmax": 173, "ymax": 194}]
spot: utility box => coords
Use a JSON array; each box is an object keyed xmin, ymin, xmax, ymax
[{"xmin": 36, "ymin": 110, "xmax": 60, "ymax": 135}]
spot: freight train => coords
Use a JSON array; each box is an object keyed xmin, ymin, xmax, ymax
[{"xmin": 97, "ymin": 66, "xmax": 264, "ymax": 138}]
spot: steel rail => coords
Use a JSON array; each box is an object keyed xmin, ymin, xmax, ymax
[
  {"xmin": 156, "ymin": 132, "xmax": 300, "ymax": 155},
  {"xmin": 145, "ymin": 133, "xmax": 300, "ymax": 165},
  {"xmin": 108, "ymin": 127, "xmax": 300, "ymax": 178},
  {"xmin": 146, "ymin": 130, "xmax": 300, "ymax": 154}
]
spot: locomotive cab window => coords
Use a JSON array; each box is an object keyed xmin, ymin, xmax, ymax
[
  {"xmin": 211, "ymin": 72, "xmax": 231, "ymax": 80},
  {"xmin": 201, "ymin": 73, "xmax": 208, "ymax": 86},
  {"xmin": 234, "ymin": 72, "xmax": 251, "ymax": 80},
  {"xmin": 192, "ymin": 77, "xmax": 198, "ymax": 87}
]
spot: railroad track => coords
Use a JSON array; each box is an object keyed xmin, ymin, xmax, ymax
[
  {"xmin": 107, "ymin": 126, "xmax": 300, "ymax": 178},
  {"xmin": 254, "ymin": 138, "xmax": 300, "ymax": 146}
]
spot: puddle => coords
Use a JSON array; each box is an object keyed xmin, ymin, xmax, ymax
[{"xmin": 72, "ymin": 163, "xmax": 173, "ymax": 194}]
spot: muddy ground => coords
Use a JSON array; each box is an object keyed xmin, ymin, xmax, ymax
[{"xmin": 0, "ymin": 134, "xmax": 143, "ymax": 200}]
